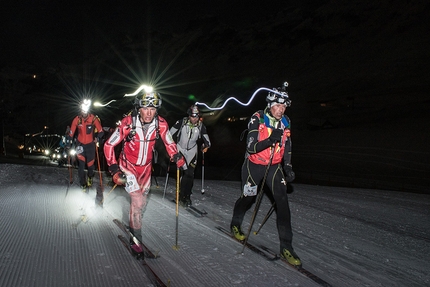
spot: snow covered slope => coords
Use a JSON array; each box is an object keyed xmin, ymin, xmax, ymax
[{"xmin": 0, "ymin": 163, "xmax": 428, "ymax": 286}]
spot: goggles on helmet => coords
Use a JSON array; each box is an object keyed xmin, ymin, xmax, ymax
[
  {"xmin": 136, "ymin": 92, "xmax": 162, "ymax": 108},
  {"xmin": 187, "ymin": 105, "xmax": 200, "ymax": 118},
  {"xmin": 267, "ymin": 91, "xmax": 291, "ymax": 107},
  {"xmin": 137, "ymin": 98, "xmax": 161, "ymax": 108}
]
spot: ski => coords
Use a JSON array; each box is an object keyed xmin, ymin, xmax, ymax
[
  {"xmin": 171, "ymin": 199, "xmax": 206, "ymax": 218},
  {"xmin": 113, "ymin": 219, "xmax": 159, "ymax": 259},
  {"xmin": 117, "ymin": 234, "xmax": 167, "ymax": 287},
  {"xmin": 259, "ymin": 245, "xmax": 332, "ymax": 287},
  {"xmin": 215, "ymin": 226, "xmax": 278, "ymax": 261},
  {"xmin": 188, "ymin": 205, "xmax": 208, "ymax": 216}
]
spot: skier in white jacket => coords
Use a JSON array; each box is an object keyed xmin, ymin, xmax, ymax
[{"xmin": 170, "ymin": 105, "xmax": 211, "ymax": 206}]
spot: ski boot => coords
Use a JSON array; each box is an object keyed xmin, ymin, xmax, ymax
[
  {"xmin": 129, "ymin": 228, "xmax": 144, "ymax": 259},
  {"xmin": 184, "ymin": 195, "xmax": 192, "ymax": 207},
  {"xmin": 87, "ymin": 176, "xmax": 93, "ymax": 187},
  {"xmin": 81, "ymin": 184, "xmax": 88, "ymax": 193},
  {"xmin": 281, "ymin": 248, "xmax": 302, "ymax": 267},
  {"xmin": 231, "ymin": 225, "xmax": 246, "ymax": 241}
]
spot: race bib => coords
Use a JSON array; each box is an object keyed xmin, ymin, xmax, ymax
[
  {"xmin": 243, "ymin": 184, "xmax": 257, "ymax": 197},
  {"xmin": 75, "ymin": 146, "xmax": 83, "ymax": 154},
  {"xmin": 125, "ymin": 174, "xmax": 139, "ymax": 193}
]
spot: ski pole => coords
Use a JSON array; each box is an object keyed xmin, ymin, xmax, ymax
[
  {"xmin": 95, "ymin": 143, "xmax": 103, "ymax": 188},
  {"xmin": 173, "ymin": 167, "xmax": 180, "ymax": 250},
  {"xmin": 68, "ymin": 151, "xmax": 73, "ymax": 184},
  {"xmin": 163, "ymin": 162, "xmax": 170, "ymax": 199},
  {"xmin": 201, "ymin": 150, "xmax": 205, "ymax": 194},
  {"xmin": 100, "ymin": 183, "xmax": 117, "ymax": 205},
  {"xmin": 253, "ymin": 202, "xmax": 275, "ymax": 235},
  {"xmin": 241, "ymin": 147, "xmax": 275, "ymax": 254}
]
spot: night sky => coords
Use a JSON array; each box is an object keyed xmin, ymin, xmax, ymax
[{"xmin": 1, "ymin": 1, "xmax": 429, "ymax": 191}]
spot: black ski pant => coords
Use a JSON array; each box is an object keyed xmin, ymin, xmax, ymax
[
  {"xmin": 76, "ymin": 142, "xmax": 96, "ymax": 186},
  {"xmin": 180, "ymin": 153, "xmax": 197, "ymax": 201},
  {"xmin": 231, "ymin": 158, "xmax": 294, "ymax": 252}
]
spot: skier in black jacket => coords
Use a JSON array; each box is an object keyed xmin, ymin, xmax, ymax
[{"xmin": 230, "ymin": 83, "xmax": 301, "ymax": 267}]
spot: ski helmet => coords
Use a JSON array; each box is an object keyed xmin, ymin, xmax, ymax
[
  {"xmin": 266, "ymin": 85, "xmax": 291, "ymax": 108},
  {"xmin": 135, "ymin": 91, "xmax": 162, "ymax": 109},
  {"xmin": 187, "ymin": 105, "xmax": 200, "ymax": 118}
]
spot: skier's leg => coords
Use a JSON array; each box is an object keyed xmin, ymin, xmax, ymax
[
  {"xmin": 128, "ymin": 163, "xmax": 151, "ymax": 238},
  {"xmin": 85, "ymin": 143, "xmax": 96, "ymax": 186},
  {"xmin": 76, "ymin": 156, "xmax": 86, "ymax": 186},
  {"xmin": 129, "ymin": 191, "xmax": 147, "ymax": 239},
  {"xmin": 230, "ymin": 159, "xmax": 262, "ymax": 238},
  {"xmin": 180, "ymin": 164, "xmax": 195, "ymax": 205},
  {"xmin": 270, "ymin": 166, "xmax": 301, "ymax": 266}
]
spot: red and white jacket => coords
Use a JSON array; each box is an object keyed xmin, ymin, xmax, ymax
[{"xmin": 104, "ymin": 114, "xmax": 178, "ymax": 167}]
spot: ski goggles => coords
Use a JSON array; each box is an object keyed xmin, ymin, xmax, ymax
[
  {"xmin": 275, "ymin": 96, "xmax": 291, "ymax": 106},
  {"xmin": 137, "ymin": 98, "xmax": 162, "ymax": 108},
  {"xmin": 189, "ymin": 113, "xmax": 199, "ymax": 118},
  {"xmin": 268, "ymin": 92, "xmax": 291, "ymax": 107}
]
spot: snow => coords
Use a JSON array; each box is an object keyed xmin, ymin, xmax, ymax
[{"xmin": 0, "ymin": 162, "xmax": 429, "ymax": 287}]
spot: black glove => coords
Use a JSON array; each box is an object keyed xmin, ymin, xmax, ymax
[
  {"xmin": 269, "ymin": 129, "xmax": 283, "ymax": 144},
  {"xmin": 108, "ymin": 164, "xmax": 120, "ymax": 175},
  {"xmin": 283, "ymin": 164, "xmax": 295, "ymax": 182},
  {"xmin": 172, "ymin": 153, "xmax": 187, "ymax": 170}
]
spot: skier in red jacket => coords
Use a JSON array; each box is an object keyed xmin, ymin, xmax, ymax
[
  {"xmin": 68, "ymin": 99, "xmax": 103, "ymax": 190},
  {"xmin": 104, "ymin": 89, "xmax": 186, "ymax": 240}
]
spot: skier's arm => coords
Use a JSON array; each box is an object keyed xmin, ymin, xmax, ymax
[
  {"xmin": 68, "ymin": 117, "xmax": 78, "ymax": 139},
  {"xmin": 159, "ymin": 117, "xmax": 186, "ymax": 169},
  {"xmin": 246, "ymin": 113, "xmax": 273, "ymax": 154},
  {"xmin": 200, "ymin": 124, "xmax": 211, "ymax": 149},
  {"xmin": 93, "ymin": 116, "xmax": 104, "ymax": 141},
  {"xmin": 169, "ymin": 120, "xmax": 181, "ymax": 137},
  {"xmin": 160, "ymin": 118, "xmax": 179, "ymax": 158},
  {"xmin": 282, "ymin": 124, "xmax": 295, "ymax": 182},
  {"xmin": 104, "ymin": 118, "xmax": 129, "ymax": 166}
]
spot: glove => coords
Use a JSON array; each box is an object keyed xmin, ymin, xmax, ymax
[
  {"xmin": 108, "ymin": 164, "xmax": 120, "ymax": 175},
  {"xmin": 112, "ymin": 171, "xmax": 127, "ymax": 186},
  {"xmin": 283, "ymin": 164, "xmax": 295, "ymax": 182},
  {"xmin": 269, "ymin": 129, "xmax": 283, "ymax": 144},
  {"xmin": 201, "ymin": 144, "xmax": 209, "ymax": 153},
  {"xmin": 109, "ymin": 164, "xmax": 127, "ymax": 185},
  {"xmin": 172, "ymin": 153, "xmax": 187, "ymax": 170}
]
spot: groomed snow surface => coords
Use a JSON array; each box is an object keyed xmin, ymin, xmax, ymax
[{"xmin": 0, "ymin": 163, "xmax": 428, "ymax": 287}]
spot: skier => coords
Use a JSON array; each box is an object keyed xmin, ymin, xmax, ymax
[
  {"xmin": 229, "ymin": 84, "xmax": 301, "ymax": 267},
  {"xmin": 170, "ymin": 105, "xmax": 211, "ymax": 206},
  {"xmin": 104, "ymin": 89, "xmax": 186, "ymax": 240},
  {"xmin": 67, "ymin": 99, "xmax": 104, "ymax": 190}
]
